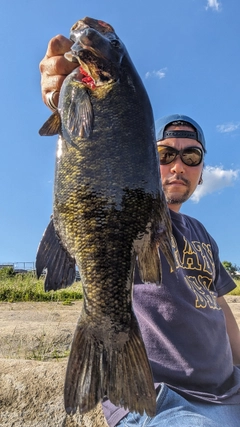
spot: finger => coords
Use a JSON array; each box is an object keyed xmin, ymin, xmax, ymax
[
  {"xmin": 45, "ymin": 34, "xmax": 73, "ymax": 57},
  {"xmin": 39, "ymin": 54, "xmax": 77, "ymax": 78},
  {"xmin": 41, "ymin": 75, "xmax": 66, "ymax": 107},
  {"xmin": 39, "ymin": 34, "xmax": 77, "ymax": 110}
]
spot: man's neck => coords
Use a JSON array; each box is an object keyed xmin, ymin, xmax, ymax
[{"xmin": 168, "ymin": 204, "xmax": 181, "ymax": 213}]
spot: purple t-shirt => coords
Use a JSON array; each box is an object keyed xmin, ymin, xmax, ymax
[{"xmin": 103, "ymin": 210, "xmax": 240, "ymax": 426}]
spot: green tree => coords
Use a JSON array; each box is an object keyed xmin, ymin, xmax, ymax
[{"xmin": 222, "ymin": 261, "xmax": 240, "ymax": 279}]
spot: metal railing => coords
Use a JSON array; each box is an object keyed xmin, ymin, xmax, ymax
[
  {"xmin": 0, "ymin": 262, "xmax": 81, "ymax": 280},
  {"xmin": 0, "ymin": 262, "xmax": 35, "ymax": 271}
]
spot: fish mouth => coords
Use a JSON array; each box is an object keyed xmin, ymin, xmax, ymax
[
  {"xmin": 64, "ymin": 17, "xmax": 123, "ymax": 89},
  {"xmin": 65, "ymin": 50, "xmax": 117, "ymax": 89}
]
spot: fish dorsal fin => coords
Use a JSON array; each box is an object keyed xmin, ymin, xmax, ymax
[
  {"xmin": 65, "ymin": 89, "xmax": 93, "ymax": 139},
  {"xmin": 39, "ymin": 110, "xmax": 61, "ymax": 136}
]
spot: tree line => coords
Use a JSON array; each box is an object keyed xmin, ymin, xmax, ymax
[{"xmin": 222, "ymin": 261, "xmax": 240, "ymax": 279}]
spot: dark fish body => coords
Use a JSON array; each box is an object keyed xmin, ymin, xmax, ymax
[{"xmin": 37, "ymin": 17, "xmax": 175, "ymax": 417}]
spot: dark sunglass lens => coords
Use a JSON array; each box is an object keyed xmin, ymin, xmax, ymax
[
  {"xmin": 182, "ymin": 148, "xmax": 202, "ymax": 166},
  {"xmin": 158, "ymin": 147, "xmax": 176, "ymax": 165}
]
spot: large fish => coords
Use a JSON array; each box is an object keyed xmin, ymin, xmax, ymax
[{"xmin": 37, "ymin": 17, "xmax": 175, "ymax": 417}]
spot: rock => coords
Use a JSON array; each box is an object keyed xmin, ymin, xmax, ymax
[{"xmin": 0, "ymin": 358, "xmax": 108, "ymax": 427}]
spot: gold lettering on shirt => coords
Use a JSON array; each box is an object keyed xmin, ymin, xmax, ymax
[
  {"xmin": 171, "ymin": 236, "xmax": 215, "ymax": 277},
  {"xmin": 181, "ymin": 238, "xmax": 202, "ymax": 270},
  {"xmin": 185, "ymin": 275, "xmax": 219, "ymax": 309},
  {"xmin": 170, "ymin": 236, "xmax": 219, "ymax": 309},
  {"xmin": 192, "ymin": 241, "xmax": 215, "ymax": 276}
]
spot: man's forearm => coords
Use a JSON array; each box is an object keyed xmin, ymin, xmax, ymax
[{"xmin": 218, "ymin": 296, "xmax": 240, "ymax": 365}]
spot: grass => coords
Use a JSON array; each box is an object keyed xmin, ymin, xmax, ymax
[
  {"xmin": 0, "ymin": 268, "xmax": 239, "ymax": 302},
  {"xmin": 229, "ymin": 278, "xmax": 240, "ymax": 296},
  {"xmin": 1, "ymin": 324, "xmax": 72, "ymax": 361},
  {"xmin": 0, "ymin": 268, "xmax": 83, "ymax": 303},
  {"xmin": 0, "ymin": 267, "xmax": 81, "ymax": 360}
]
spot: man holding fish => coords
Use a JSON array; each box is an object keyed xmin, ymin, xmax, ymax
[{"xmin": 39, "ymin": 24, "xmax": 240, "ymax": 427}]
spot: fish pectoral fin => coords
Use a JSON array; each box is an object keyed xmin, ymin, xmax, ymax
[
  {"xmin": 66, "ymin": 88, "xmax": 93, "ymax": 138},
  {"xmin": 39, "ymin": 110, "xmax": 61, "ymax": 136},
  {"xmin": 137, "ymin": 245, "xmax": 162, "ymax": 285},
  {"xmin": 36, "ymin": 218, "xmax": 76, "ymax": 291},
  {"xmin": 64, "ymin": 314, "xmax": 156, "ymax": 417}
]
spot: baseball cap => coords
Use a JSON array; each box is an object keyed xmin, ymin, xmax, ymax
[{"xmin": 155, "ymin": 114, "xmax": 206, "ymax": 152}]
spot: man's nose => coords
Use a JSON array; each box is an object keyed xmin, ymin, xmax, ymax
[{"xmin": 170, "ymin": 156, "xmax": 185, "ymax": 174}]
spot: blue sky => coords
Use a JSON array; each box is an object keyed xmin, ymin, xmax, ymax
[{"xmin": 0, "ymin": 0, "xmax": 239, "ymax": 268}]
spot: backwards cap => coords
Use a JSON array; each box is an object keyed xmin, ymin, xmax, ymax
[{"xmin": 155, "ymin": 114, "xmax": 206, "ymax": 152}]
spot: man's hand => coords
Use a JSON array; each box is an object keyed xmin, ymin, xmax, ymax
[{"xmin": 39, "ymin": 35, "xmax": 77, "ymax": 110}]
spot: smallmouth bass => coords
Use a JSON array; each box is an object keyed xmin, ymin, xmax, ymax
[{"xmin": 37, "ymin": 16, "xmax": 175, "ymax": 417}]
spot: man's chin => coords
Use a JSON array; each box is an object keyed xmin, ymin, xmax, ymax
[{"xmin": 165, "ymin": 193, "xmax": 190, "ymax": 205}]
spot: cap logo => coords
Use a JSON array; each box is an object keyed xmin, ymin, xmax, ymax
[{"xmin": 163, "ymin": 130, "xmax": 198, "ymax": 140}]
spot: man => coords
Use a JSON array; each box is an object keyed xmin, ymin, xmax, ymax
[{"xmin": 40, "ymin": 36, "xmax": 240, "ymax": 426}]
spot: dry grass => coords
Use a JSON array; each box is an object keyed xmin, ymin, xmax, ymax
[{"xmin": 229, "ymin": 278, "xmax": 240, "ymax": 295}]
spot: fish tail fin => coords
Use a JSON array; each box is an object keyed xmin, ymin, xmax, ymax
[{"xmin": 64, "ymin": 315, "xmax": 156, "ymax": 417}]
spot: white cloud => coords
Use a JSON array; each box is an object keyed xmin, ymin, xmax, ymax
[
  {"xmin": 191, "ymin": 165, "xmax": 239, "ymax": 202},
  {"xmin": 216, "ymin": 122, "xmax": 240, "ymax": 133},
  {"xmin": 205, "ymin": 0, "xmax": 221, "ymax": 11},
  {"xmin": 145, "ymin": 68, "xmax": 167, "ymax": 80}
]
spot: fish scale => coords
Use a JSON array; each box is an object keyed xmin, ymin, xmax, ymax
[{"xmin": 37, "ymin": 16, "xmax": 175, "ymax": 417}]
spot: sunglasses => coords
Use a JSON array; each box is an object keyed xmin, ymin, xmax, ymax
[{"xmin": 157, "ymin": 145, "xmax": 203, "ymax": 167}]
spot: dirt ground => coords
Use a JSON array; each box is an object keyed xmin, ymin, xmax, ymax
[
  {"xmin": 0, "ymin": 300, "xmax": 82, "ymax": 360},
  {"xmin": 0, "ymin": 297, "xmax": 240, "ymax": 426},
  {"xmin": 1, "ymin": 296, "xmax": 240, "ymax": 360},
  {"xmin": 0, "ymin": 300, "xmax": 109, "ymax": 427}
]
